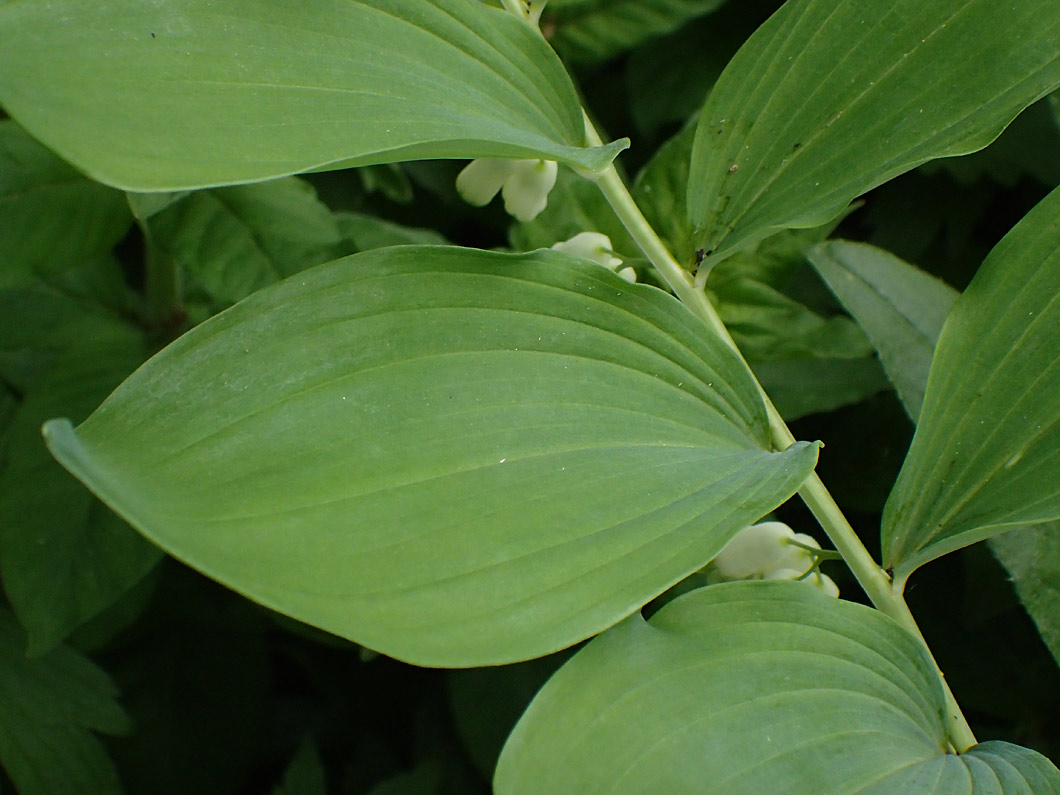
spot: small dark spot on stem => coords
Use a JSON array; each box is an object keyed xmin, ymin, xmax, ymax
[{"xmin": 150, "ymin": 32, "xmax": 156, "ymax": 38}]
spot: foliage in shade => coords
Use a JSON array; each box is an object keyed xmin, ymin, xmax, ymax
[
  {"xmin": 0, "ymin": 0, "xmax": 625, "ymax": 192},
  {"xmin": 0, "ymin": 120, "xmax": 131, "ymax": 288},
  {"xmin": 546, "ymin": 0, "xmax": 728, "ymax": 63},
  {"xmin": 803, "ymin": 237, "xmax": 1060, "ymax": 688},
  {"xmin": 0, "ymin": 289, "xmax": 161, "ymax": 654},
  {"xmin": 883, "ymin": 185, "xmax": 1060, "ymax": 581},
  {"xmin": 688, "ymin": 0, "xmax": 1060, "ymax": 262},
  {"xmin": 139, "ymin": 177, "xmax": 345, "ymax": 307},
  {"xmin": 43, "ymin": 246, "xmax": 818, "ymax": 667},
  {"xmin": 494, "ymin": 581, "xmax": 1060, "ymax": 793},
  {"xmin": 989, "ymin": 524, "xmax": 1060, "ymax": 668},
  {"xmin": 807, "ymin": 240, "xmax": 959, "ymax": 421},
  {"xmin": 0, "ymin": 608, "xmax": 130, "ymax": 795}
]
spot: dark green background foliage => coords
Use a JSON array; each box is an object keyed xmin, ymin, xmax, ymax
[{"xmin": 1, "ymin": 0, "xmax": 1059, "ymax": 792}]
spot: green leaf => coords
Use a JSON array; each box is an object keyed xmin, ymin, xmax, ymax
[
  {"xmin": 688, "ymin": 0, "xmax": 1060, "ymax": 262},
  {"xmin": 0, "ymin": 120, "xmax": 131, "ymax": 288},
  {"xmin": 0, "ymin": 607, "xmax": 129, "ymax": 795},
  {"xmin": 143, "ymin": 177, "xmax": 344, "ymax": 307},
  {"xmin": 271, "ymin": 740, "xmax": 327, "ymax": 795},
  {"xmin": 883, "ymin": 184, "xmax": 1060, "ymax": 580},
  {"xmin": 43, "ymin": 246, "xmax": 819, "ymax": 666},
  {"xmin": 336, "ymin": 212, "xmax": 447, "ymax": 251},
  {"xmin": 0, "ymin": 0, "xmax": 625, "ymax": 192},
  {"xmin": 753, "ymin": 357, "xmax": 888, "ymax": 422},
  {"xmin": 0, "ymin": 289, "xmax": 161, "ymax": 654},
  {"xmin": 807, "ymin": 240, "xmax": 959, "ymax": 421},
  {"xmin": 494, "ymin": 580, "xmax": 1060, "ymax": 793},
  {"xmin": 989, "ymin": 524, "xmax": 1060, "ymax": 668},
  {"xmin": 548, "ymin": 0, "xmax": 727, "ymax": 63}
]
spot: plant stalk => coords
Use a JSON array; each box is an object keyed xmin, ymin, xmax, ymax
[{"xmin": 582, "ymin": 113, "xmax": 977, "ymax": 752}]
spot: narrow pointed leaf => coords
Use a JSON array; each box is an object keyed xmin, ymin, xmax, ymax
[
  {"xmin": 807, "ymin": 240, "xmax": 959, "ymax": 421},
  {"xmin": 495, "ymin": 581, "xmax": 1060, "ymax": 794},
  {"xmin": 44, "ymin": 246, "xmax": 818, "ymax": 666},
  {"xmin": 688, "ymin": 0, "xmax": 1060, "ymax": 261},
  {"xmin": 883, "ymin": 185, "xmax": 1060, "ymax": 580},
  {"xmin": 0, "ymin": 0, "xmax": 625, "ymax": 191},
  {"xmin": 989, "ymin": 524, "xmax": 1060, "ymax": 667}
]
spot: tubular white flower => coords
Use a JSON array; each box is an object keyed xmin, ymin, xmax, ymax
[
  {"xmin": 456, "ymin": 158, "xmax": 557, "ymax": 222},
  {"xmin": 552, "ymin": 231, "xmax": 636, "ymax": 283},
  {"xmin": 552, "ymin": 232, "xmax": 621, "ymax": 269},
  {"xmin": 501, "ymin": 159, "xmax": 557, "ymax": 221},
  {"xmin": 455, "ymin": 159, "xmax": 516, "ymax": 207},
  {"xmin": 765, "ymin": 568, "xmax": 840, "ymax": 598},
  {"xmin": 711, "ymin": 521, "xmax": 803, "ymax": 580}
]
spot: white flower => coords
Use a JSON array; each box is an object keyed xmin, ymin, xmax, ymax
[
  {"xmin": 764, "ymin": 568, "xmax": 841, "ymax": 598},
  {"xmin": 456, "ymin": 158, "xmax": 557, "ymax": 222},
  {"xmin": 551, "ymin": 232, "xmax": 636, "ymax": 283},
  {"xmin": 710, "ymin": 521, "xmax": 838, "ymax": 597}
]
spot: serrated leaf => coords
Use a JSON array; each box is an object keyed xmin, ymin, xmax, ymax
[
  {"xmin": 0, "ymin": 120, "xmax": 131, "ymax": 288},
  {"xmin": 43, "ymin": 246, "xmax": 818, "ymax": 666},
  {"xmin": 494, "ymin": 580, "xmax": 1060, "ymax": 794},
  {"xmin": 0, "ymin": 289, "xmax": 161, "ymax": 654},
  {"xmin": 143, "ymin": 177, "xmax": 344, "ymax": 306},
  {"xmin": 807, "ymin": 240, "xmax": 959, "ymax": 421},
  {"xmin": 0, "ymin": 0, "xmax": 625, "ymax": 192},
  {"xmin": 688, "ymin": 0, "xmax": 1060, "ymax": 262},
  {"xmin": 0, "ymin": 607, "xmax": 129, "ymax": 795},
  {"xmin": 883, "ymin": 184, "xmax": 1060, "ymax": 580},
  {"xmin": 548, "ymin": 0, "xmax": 727, "ymax": 63}
]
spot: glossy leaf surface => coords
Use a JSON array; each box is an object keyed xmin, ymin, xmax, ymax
[
  {"xmin": 883, "ymin": 185, "xmax": 1060, "ymax": 579},
  {"xmin": 45, "ymin": 247, "xmax": 818, "ymax": 666},
  {"xmin": 807, "ymin": 240, "xmax": 959, "ymax": 421},
  {"xmin": 688, "ymin": 0, "xmax": 1060, "ymax": 261},
  {"xmin": 495, "ymin": 581, "xmax": 1060, "ymax": 793},
  {"xmin": 0, "ymin": 0, "xmax": 625, "ymax": 191}
]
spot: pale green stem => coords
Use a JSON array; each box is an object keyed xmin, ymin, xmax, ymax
[
  {"xmin": 582, "ymin": 112, "xmax": 976, "ymax": 752},
  {"xmin": 144, "ymin": 233, "xmax": 183, "ymax": 330},
  {"xmin": 499, "ymin": 0, "xmax": 530, "ymax": 22}
]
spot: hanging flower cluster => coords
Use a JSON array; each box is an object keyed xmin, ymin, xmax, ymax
[
  {"xmin": 455, "ymin": 158, "xmax": 558, "ymax": 222},
  {"xmin": 551, "ymin": 231, "xmax": 636, "ymax": 283},
  {"xmin": 708, "ymin": 521, "xmax": 839, "ymax": 597}
]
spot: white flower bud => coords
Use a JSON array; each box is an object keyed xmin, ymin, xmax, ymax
[
  {"xmin": 502, "ymin": 159, "xmax": 557, "ymax": 221},
  {"xmin": 552, "ymin": 232, "xmax": 622, "ymax": 269},
  {"xmin": 764, "ymin": 568, "xmax": 840, "ymax": 598},
  {"xmin": 455, "ymin": 159, "xmax": 516, "ymax": 207},
  {"xmin": 616, "ymin": 266, "xmax": 637, "ymax": 283},
  {"xmin": 712, "ymin": 521, "xmax": 797, "ymax": 579}
]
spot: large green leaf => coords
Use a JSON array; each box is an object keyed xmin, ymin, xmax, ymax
[
  {"xmin": 547, "ymin": 0, "xmax": 727, "ymax": 63},
  {"xmin": 495, "ymin": 580, "xmax": 1060, "ymax": 793},
  {"xmin": 883, "ymin": 185, "xmax": 1060, "ymax": 581},
  {"xmin": 0, "ymin": 608, "xmax": 129, "ymax": 795},
  {"xmin": 807, "ymin": 240, "xmax": 959, "ymax": 422},
  {"xmin": 688, "ymin": 0, "xmax": 1060, "ymax": 262},
  {"xmin": 44, "ymin": 246, "xmax": 818, "ymax": 666},
  {"xmin": 0, "ymin": 121, "xmax": 131, "ymax": 288},
  {"xmin": 0, "ymin": 0, "xmax": 625, "ymax": 191}
]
